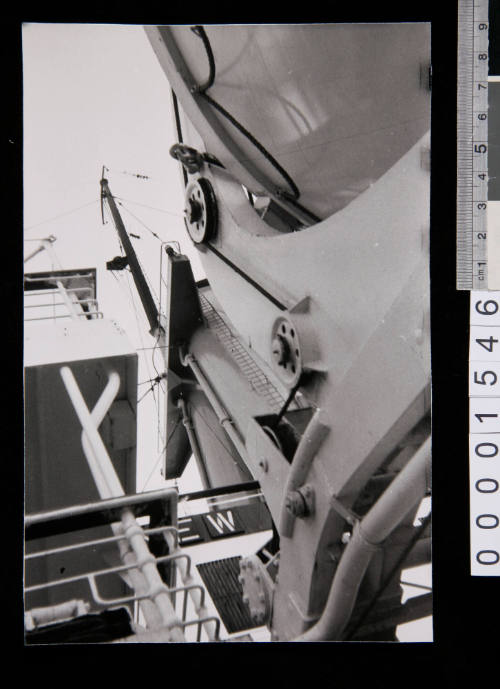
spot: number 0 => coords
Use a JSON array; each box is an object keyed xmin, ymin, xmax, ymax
[
  {"xmin": 475, "ymin": 442, "xmax": 498, "ymax": 457},
  {"xmin": 476, "ymin": 550, "xmax": 499, "ymax": 565}
]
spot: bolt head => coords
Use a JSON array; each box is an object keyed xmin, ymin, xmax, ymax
[
  {"xmin": 341, "ymin": 531, "xmax": 351, "ymax": 544},
  {"xmin": 272, "ymin": 335, "xmax": 290, "ymax": 367},
  {"xmin": 285, "ymin": 490, "xmax": 306, "ymax": 517},
  {"xmin": 187, "ymin": 198, "xmax": 203, "ymax": 223}
]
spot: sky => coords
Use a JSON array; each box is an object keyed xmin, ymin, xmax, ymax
[
  {"xmin": 23, "ymin": 23, "xmax": 206, "ymax": 494},
  {"xmin": 23, "ymin": 23, "xmax": 432, "ymax": 641}
]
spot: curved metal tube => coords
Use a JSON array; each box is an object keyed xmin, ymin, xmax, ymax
[
  {"xmin": 59, "ymin": 366, "xmax": 185, "ymax": 640},
  {"xmin": 295, "ymin": 435, "xmax": 431, "ymax": 641},
  {"xmin": 60, "ymin": 366, "xmax": 124, "ymax": 498},
  {"xmin": 279, "ymin": 408, "xmax": 329, "ymax": 537}
]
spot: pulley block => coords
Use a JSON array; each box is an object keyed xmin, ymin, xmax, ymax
[
  {"xmin": 183, "ymin": 177, "xmax": 218, "ymax": 244},
  {"xmin": 169, "ymin": 143, "xmax": 204, "ymax": 173}
]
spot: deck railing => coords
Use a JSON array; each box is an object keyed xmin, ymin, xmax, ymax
[{"xmin": 24, "ymin": 365, "xmax": 221, "ymax": 643}]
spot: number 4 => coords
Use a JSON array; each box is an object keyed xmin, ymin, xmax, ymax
[{"xmin": 476, "ymin": 337, "xmax": 498, "ymax": 352}]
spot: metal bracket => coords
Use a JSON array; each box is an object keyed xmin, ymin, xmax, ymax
[{"xmin": 330, "ymin": 495, "xmax": 360, "ymax": 527}]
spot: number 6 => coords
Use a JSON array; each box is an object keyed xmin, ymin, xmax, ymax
[{"xmin": 475, "ymin": 300, "xmax": 499, "ymax": 315}]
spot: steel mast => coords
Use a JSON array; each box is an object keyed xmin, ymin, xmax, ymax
[{"xmin": 100, "ymin": 174, "xmax": 162, "ymax": 338}]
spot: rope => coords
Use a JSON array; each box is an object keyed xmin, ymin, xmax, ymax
[{"xmin": 190, "ymin": 25, "xmax": 301, "ymax": 202}]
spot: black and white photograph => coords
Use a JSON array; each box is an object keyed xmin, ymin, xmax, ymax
[{"xmin": 23, "ymin": 21, "xmax": 434, "ymax": 644}]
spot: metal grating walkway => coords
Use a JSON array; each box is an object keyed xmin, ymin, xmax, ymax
[
  {"xmin": 199, "ymin": 293, "xmax": 285, "ymax": 412},
  {"xmin": 197, "ymin": 556, "xmax": 259, "ymax": 634}
]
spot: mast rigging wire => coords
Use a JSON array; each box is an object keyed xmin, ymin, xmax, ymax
[
  {"xmin": 113, "ymin": 195, "xmax": 183, "ymax": 218},
  {"xmin": 116, "ymin": 200, "xmax": 165, "ymax": 242},
  {"xmin": 103, "ymin": 166, "xmax": 151, "ymax": 180},
  {"xmin": 141, "ymin": 416, "xmax": 183, "ymax": 492},
  {"xmin": 122, "ymin": 268, "xmax": 162, "ymax": 419},
  {"xmin": 24, "ymin": 199, "xmax": 100, "ymax": 232},
  {"xmin": 109, "ymin": 247, "xmax": 159, "ymax": 416},
  {"xmin": 137, "ymin": 377, "xmax": 163, "ymax": 404}
]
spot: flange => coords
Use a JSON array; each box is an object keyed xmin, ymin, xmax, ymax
[
  {"xmin": 184, "ymin": 177, "xmax": 218, "ymax": 244},
  {"xmin": 239, "ymin": 555, "xmax": 274, "ymax": 626},
  {"xmin": 271, "ymin": 316, "xmax": 302, "ymax": 387}
]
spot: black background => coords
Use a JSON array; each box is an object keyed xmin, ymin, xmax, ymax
[{"xmin": 8, "ymin": 1, "xmax": 500, "ymax": 684}]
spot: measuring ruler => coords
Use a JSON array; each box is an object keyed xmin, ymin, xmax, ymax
[
  {"xmin": 461, "ymin": 2, "xmax": 500, "ymax": 576},
  {"xmin": 457, "ymin": 0, "xmax": 490, "ymax": 290},
  {"xmin": 469, "ymin": 291, "xmax": 500, "ymax": 575}
]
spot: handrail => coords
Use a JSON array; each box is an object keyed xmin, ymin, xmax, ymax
[
  {"xmin": 58, "ymin": 365, "xmax": 185, "ymax": 641},
  {"xmin": 24, "ymin": 272, "xmax": 94, "ymax": 282},
  {"xmin": 25, "ymin": 287, "xmax": 93, "ymax": 296},
  {"xmin": 56, "ymin": 280, "xmax": 83, "ymax": 321},
  {"xmin": 25, "ymin": 525, "xmax": 179, "ymax": 559},
  {"xmin": 24, "ymin": 299, "xmax": 98, "ymax": 309},
  {"xmin": 25, "ymin": 312, "xmax": 103, "ymax": 322}
]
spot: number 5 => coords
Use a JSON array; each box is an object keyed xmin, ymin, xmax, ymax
[{"xmin": 474, "ymin": 370, "xmax": 498, "ymax": 386}]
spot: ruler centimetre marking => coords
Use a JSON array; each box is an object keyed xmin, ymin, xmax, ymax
[{"xmin": 457, "ymin": 0, "xmax": 490, "ymax": 290}]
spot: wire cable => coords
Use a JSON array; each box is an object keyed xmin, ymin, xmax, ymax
[
  {"xmin": 113, "ymin": 196, "xmax": 183, "ymax": 218},
  {"xmin": 104, "ymin": 201, "xmax": 166, "ymax": 448},
  {"xmin": 103, "ymin": 167, "xmax": 151, "ymax": 180},
  {"xmin": 137, "ymin": 381, "xmax": 161, "ymax": 404},
  {"xmin": 112, "ymin": 199, "xmax": 162, "ymax": 322},
  {"xmin": 141, "ymin": 415, "xmax": 182, "ymax": 492},
  {"xmin": 193, "ymin": 406, "xmax": 239, "ymax": 460},
  {"xmin": 24, "ymin": 199, "xmax": 100, "ymax": 232},
  {"xmin": 116, "ymin": 200, "xmax": 165, "ymax": 243},
  {"xmin": 138, "ymin": 375, "xmax": 167, "ymax": 386},
  {"xmin": 190, "ymin": 25, "xmax": 300, "ymax": 202},
  {"xmin": 190, "ymin": 26, "xmax": 216, "ymax": 91}
]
